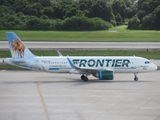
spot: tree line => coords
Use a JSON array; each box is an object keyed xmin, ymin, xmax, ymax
[
  {"xmin": 128, "ymin": 0, "xmax": 160, "ymax": 30},
  {"xmin": 0, "ymin": 0, "xmax": 159, "ymax": 30}
]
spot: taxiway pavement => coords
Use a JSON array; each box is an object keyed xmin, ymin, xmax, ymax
[
  {"xmin": 0, "ymin": 41, "xmax": 160, "ymax": 50},
  {"xmin": 0, "ymin": 70, "xmax": 160, "ymax": 120}
]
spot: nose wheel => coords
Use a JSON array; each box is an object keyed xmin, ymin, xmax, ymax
[
  {"xmin": 134, "ymin": 73, "xmax": 138, "ymax": 81},
  {"xmin": 81, "ymin": 74, "xmax": 88, "ymax": 82}
]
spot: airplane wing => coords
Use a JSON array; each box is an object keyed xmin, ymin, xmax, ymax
[{"xmin": 75, "ymin": 67, "xmax": 113, "ymax": 72}]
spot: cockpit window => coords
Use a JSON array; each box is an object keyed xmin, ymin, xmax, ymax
[{"xmin": 145, "ymin": 61, "xmax": 150, "ymax": 64}]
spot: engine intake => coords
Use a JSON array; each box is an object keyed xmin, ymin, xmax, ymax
[{"xmin": 98, "ymin": 70, "xmax": 114, "ymax": 80}]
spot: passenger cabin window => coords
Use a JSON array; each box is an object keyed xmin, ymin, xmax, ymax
[{"xmin": 145, "ymin": 61, "xmax": 150, "ymax": 64}]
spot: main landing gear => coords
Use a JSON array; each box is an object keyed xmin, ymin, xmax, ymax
[
  {"xmin": 134, "ymin": 73, "xmax": 138, "ymax": 81},
  {"xmin": 81, "ymin": 74, "xmax": 88, "ymax": 82}
]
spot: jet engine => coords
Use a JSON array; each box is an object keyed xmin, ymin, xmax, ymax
[{"xmin": 93, "ymin": 70, "xmax": 114, "ymax": 80}]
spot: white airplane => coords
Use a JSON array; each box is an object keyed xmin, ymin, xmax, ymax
[{"xmin": 3, "ymin": 32, "xmax": 157, "ymax": 82}]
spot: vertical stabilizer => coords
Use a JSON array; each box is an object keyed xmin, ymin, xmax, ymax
[{"xmin": 6, "ymin": 32, "xmax": 35, "ymax": 58}]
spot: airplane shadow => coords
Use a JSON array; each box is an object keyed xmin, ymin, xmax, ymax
[{"xmin": 1, "ymin": 78, "xmax": 153, "ymax": 87}]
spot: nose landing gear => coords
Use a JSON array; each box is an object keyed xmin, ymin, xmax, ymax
[{"xmin": 134, "ymin": 73, "xmax": 138, "ymax": 81}]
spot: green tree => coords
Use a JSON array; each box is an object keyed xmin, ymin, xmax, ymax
[
  {"xmin": 125, "ymin": 6, "xmax": 137, "ymax": 18},
  {"xmin": 79, "ymin": 0, "xmax": 97, "ymax": 12},
  {"xmin": 26, "ymin": 0, "xmax": 53, "ymax": 7},
  {"xmin": 0, "ymin": 5, "xmax": 10, "ymax": 17},
  {"xmin": 62, "ymin": 16, "xmax": 112, "ymax": 31},
  {"xmin": 89, "ymin": 0, "xmax": 114, "ymax": 22},
  {"xmin": 138, "ymin": 0, "xmax": 160, "ymax": 14},
  {"xmin": 115, "ymin": 13, "xmax": 123, "ymax": 25},
  {"xmin": 26, "ymin": 16, "xmax": 41, "ymax": 30},
  {"xmin": 128, "ymin": 0, "xmax": 160, "ymax": 30},
  {"xmin": 128, "ymin": 16, "xmax": 140, "ymax": 29},
  {"xmin": 65, "ymin": 7, "xmax": 78, "ymax": 18},
  {"xmin": 13, "ymin": 0, "xmax": 30, "ymax": 13},
  {"xmin": 53, "ymin": 3, "xmax": 65, "ymax": 19},
  {"xmin": 124, "ymin": 0, "xmax": 133, "ymax": 7},
  {"xmin": 0, "ymin": 13, "xmax": 26, "ymax": 29},
  {"xmin": 142, "ymin": 13, "xmax": 155, "ymax": 29},
  {"xmin": 142, "ymin": 5, "xmax": 160, "ymax": 30},
  {"xmin": 112, "ymin": 0, "xmax": 127, "ymax": 22},
  {"xmin": 141, "ymin": 1, "xmax": 150, "ymax": 13},
  {"xmin": 79, "ymin": 2, "xmax": 87, "ymax": 11},
  {"xmin": 43, "ymin": 6, "xmax": 54, "ymax": 18},
  {"xmin": 0, "ymin": 0, "xmax": 16, "ymax": 6},
  {"xmin": 154, "ymin": 5, "xmax": 160, "ymax": 30}
]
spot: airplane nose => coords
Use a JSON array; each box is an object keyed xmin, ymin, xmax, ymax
[
  {"xmin": 155, "ymin": 65, "xmax": 158, "ymax": 70},
  {"xmin": 152, "ymin": 64, "xmax": 158, "ymax": 71}
]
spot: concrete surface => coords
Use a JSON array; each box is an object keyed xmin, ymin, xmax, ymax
[
  {"xmin": 1, "ymin": 41, "xmax": 160, "ymax": 50},
  {"xmin": 0, "ymin": 70, "xmax": 160, "ymax": 120}
]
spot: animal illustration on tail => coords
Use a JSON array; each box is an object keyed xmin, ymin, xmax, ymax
[{"xmin": 10, "ymin": 38, "xmax": 25, "ymax": 58}]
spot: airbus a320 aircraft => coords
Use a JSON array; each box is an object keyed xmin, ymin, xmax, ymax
[{"xmin": 3, "ymin": 32, "xmax": 157, "ymax": 82}]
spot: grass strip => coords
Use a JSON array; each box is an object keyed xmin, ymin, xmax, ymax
[
  {"xmin": 1, "ymin": 50, "xmax": 159, "ymax": 59},
  {"xmin": 0, "ymin": 26, "xmax": 160, "ymax": 42},
  {"xmin": 0, "ymin": 64, "xmax": 25, "ymax": 69}
]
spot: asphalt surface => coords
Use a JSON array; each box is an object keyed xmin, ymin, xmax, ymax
[
  {"xmin": 0, "ymin": 70, "xmax": 160, "ymax": 120},
  {"xmin": 1, "ymin": 41, "xmax": 160, "ymax": 50}
]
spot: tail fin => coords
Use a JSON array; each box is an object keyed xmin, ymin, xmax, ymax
[{"xmin": 6, "ymin": 32, "xmax": 35, "ymax": 58}]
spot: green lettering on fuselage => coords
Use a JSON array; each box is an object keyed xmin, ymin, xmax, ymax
[
  {"xmin": 79, "ymin": 59, "xmax": 87, "ymax": 67},
  {"xmin": 115, "ymin": 59, "xmax": 122, "ymax": 67},
  {"xmin": 73, "ymin": 59, "xmax": 130, "ymax": 68},
  {"xmin": 122, "ymin": 59, "xmax": 130, "ymax": 67},
  {"xmin": 112, "ymin": 60, "xmax": 115, "ymax": 67},
  {"xmin": 73, "ymin": 59, "xmax": 79, "ymax": 65},
  {"xmin": 88, "ymin": 59, "xmax": 95, "ymax": 67},
  {"xmin": 105, "ymin": 59, "xmax": 112, "ymax": 67},
  {"xmin": 96, "ymin": 59, "xmax": 104, "ymax": 67}
]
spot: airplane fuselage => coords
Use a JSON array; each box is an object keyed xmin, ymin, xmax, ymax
[{"xmin": 4, "ymin": 56, "xmax": 157, "ymax": 74}]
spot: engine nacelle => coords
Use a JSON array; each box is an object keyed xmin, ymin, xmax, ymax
[{"xmin": 98, "ymin": 70, "xmax": 114, "ymax": 80}]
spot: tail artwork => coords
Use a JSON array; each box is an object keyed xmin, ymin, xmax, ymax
[
  {"xmin": 4, "ymin": 32, "xmax": 42, "ymax": 70},
  {"xmin": 6, "ymin": 32, "xmax": 34, "ymax": 58}
]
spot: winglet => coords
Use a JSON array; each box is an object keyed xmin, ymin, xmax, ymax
[{"xmin": 56, "ymin": 50, "xmax": 63, "ymax": 56}]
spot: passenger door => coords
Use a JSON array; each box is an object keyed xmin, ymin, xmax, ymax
[{"xmin": 135, "ymin": 58, "xmax": 140, "ymax": 68}]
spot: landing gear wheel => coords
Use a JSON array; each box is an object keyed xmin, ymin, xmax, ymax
[
  {"xmin": 134, "ymin": 73, "xmax": 138, "ymax": 81},
  {"xmin": 83, "ymin": 77, "xmax": 88, "ymax": 82},
  {"xmin": 81, "ymin": 75, "xmax": 88, "ymax": 82},
  {"xmin": 81, "ymin": 75, "xmax": 85, "ymax": 80},
  {"xmin": 134, "ymin": 77, "xmax": 138, "ymax": 81}
]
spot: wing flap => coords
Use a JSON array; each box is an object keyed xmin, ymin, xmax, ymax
[{"xmin": 77, "ymin": 67, "xmax": 113, "ymax": 71}]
